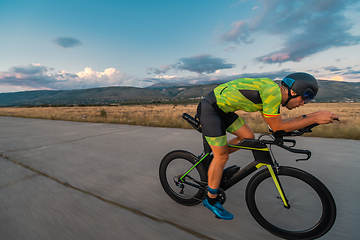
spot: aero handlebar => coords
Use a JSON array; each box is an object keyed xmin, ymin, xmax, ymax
[{"xmin": 265, "ymin": 124, "xmax": 321, "ymax": 161}]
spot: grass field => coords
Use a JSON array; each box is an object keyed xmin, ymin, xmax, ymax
[{"xmin": 0, "ymin": 103, "xmax": 359, "ymax": 140}]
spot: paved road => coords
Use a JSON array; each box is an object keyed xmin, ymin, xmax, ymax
[{"xmin": 0, "ymin": 116, "xmax": 359, "ymax": 240}]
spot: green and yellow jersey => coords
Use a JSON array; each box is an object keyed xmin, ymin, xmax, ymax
[{"xmin": 213, "ymin": 78, "xmax": 281, "ymax": 118}]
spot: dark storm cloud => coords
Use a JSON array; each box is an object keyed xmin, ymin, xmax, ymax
[
  {"xmin": 221, "ymin": 0, "xmax": 360, "ymax": 64},
  {"xmin": 52, "ymin": 37, "xmax": 82, "ymax": 48}
]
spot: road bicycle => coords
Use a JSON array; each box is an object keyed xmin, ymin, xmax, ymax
[{"xmin": 159, "ymin": 113, "xmax": 336, "ymax": 240}]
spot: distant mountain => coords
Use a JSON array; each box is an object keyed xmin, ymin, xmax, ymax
[
  {"xmin": 0, "ymin": 87, "xmax": 168, "ymax": 106},
  {"xmin": 147, "ymin": 82, "xmax": 193, "ymax": 89},
  {"xmin": 0, "ymin": 80, "xmax": 359, "ymax": 107},
  {"xmin": 316, "ymin": 80, "xmax": 360, "ymax": 102}
]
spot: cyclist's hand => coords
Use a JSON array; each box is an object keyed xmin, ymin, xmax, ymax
[{"xmin": 315, "ymin": 111, "xmax": 339, "ymax": 124}]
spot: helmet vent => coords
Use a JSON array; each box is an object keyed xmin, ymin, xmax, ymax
[{"xmin": 282, "ymin": 77, "xmax": 295, "ymax": 88}]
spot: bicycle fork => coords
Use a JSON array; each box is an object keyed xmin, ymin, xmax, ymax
[{"xmin": 256, "ymin": 163, "xmax": 290, "ymax": 209}]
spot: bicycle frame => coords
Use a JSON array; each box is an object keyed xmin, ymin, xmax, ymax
[
  {"xmin": 169, "ymin": 113, "xmax": 338, "ymax": 238},
  {"xmin": 180, "ymin": 137, "xmax": 290, "ymax": 208}
]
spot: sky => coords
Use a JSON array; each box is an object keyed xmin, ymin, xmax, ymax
[{"xmin": 1, "ymin": 0, "xmax": 360, "ymax": 93}]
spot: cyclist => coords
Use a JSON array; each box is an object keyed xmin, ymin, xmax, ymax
[{"xmin": 197, "ymin": 72, "xmax": 339, "ymax": 220}]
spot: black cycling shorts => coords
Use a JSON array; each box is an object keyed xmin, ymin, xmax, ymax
[{"xmin": 197, "ymin": 91, "xmax": 245, "ymax": 146}]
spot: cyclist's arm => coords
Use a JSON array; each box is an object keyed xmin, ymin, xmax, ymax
[
  {"xmin": 263, "ymin": 111, "xmax": 338, "ymax": 132},
  {"xmin": 263, "ymin": 115, "xmax": 315, "ymax": 132}
]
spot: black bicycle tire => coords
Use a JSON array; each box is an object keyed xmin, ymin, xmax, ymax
[
  {"xmin": 245, "ymin": 166, "xmax": 336, "ymax": 240},
  {"xmin": 159, "ymin": 150, "xmax": 207, "ymax": 206}
]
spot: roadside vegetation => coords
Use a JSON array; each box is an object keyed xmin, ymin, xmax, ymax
[{"xmin": 0, "ymin": 103, "xmax": 359, "ymax": 140}]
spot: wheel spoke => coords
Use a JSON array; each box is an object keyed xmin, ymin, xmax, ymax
[{"xmin": 159, "ymin": 151, "xmax": 207, "ymax": 206}]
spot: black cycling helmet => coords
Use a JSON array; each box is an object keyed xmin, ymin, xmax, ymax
[{"xmin": 281, "ymin": 72, "xmax": 319, "ymax": 106}]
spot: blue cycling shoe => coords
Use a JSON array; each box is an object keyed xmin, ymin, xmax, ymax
[{"xmin": 203, "ymin": 198, "xmax": 234, "ymax": 220}]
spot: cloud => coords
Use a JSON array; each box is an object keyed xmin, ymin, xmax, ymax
[
  {"xmin": 324, "ymin": 66, "xmax": 342, "ymax": 72},
  {"xmin": 220, "ymin": 20, "xmax": 254, "ymax": 44},
  {"xmin": 224, "ymin": 46, "xmax": 236, "ymax": 52},
  {"xmin": 9, "ymin": 63, "xmax": 50, "ymax": 75},
  {"xmin": 52, "ymin": 37, "xmax": 82, "ymax": 48},
  {"xmin": 313, "ymin": 65, "xmax": 360, "ymax": 81},
  {"xmin": 144, "ymin": 69, "xmax": 294, "ymax": 86},
  {"xmin": 228, "ymin": 69, "xmax": 293, "ymax": 81},
  {"xmin": 72, "ymin": 67, "xmax": 140, "ymax": 88},
  {"xmin": 147, "ymin": 54, "xmax": 235, "ymax": 75},
  {"xmin": 153, "ymin": 75, "xmax": 180, "ymax": 80},
  {"xmin": 341, "ymin": 68, "xmax": 360, "ymax": 80},
  {"xmin": 0, "ymin": 64, "xmax": 59, "ymax": 90},
  {"xmin": 345, "ymin": 69, "xmax": 360, "ymax": 75},
  {"xmin": 323, "ymin": 66, "xmax": 360, "ymax": 78},
  {"xmin": 220, "ymin": 0, "xmax": 360, "ymax": 64},
  {"xmin": 147, "ymin": 65, "xmax": 172, "ymax": 74},
  {"xmin": 0, "ymin": 64, "xmax": 147, "ymax": 92},
  {"xmin": 176, "ymin": 54, "xmax": 235, "ymax": 74}
]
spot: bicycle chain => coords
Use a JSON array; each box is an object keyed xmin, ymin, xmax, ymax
[{"xmin": 174, "ymin": 177, "xmax": 226, "ymax": 204}]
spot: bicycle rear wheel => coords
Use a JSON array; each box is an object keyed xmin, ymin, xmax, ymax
[
  {"xmin": 159, "ymin": 150, "xmax": 207, "ymax": 206},
  {"xmin": 246, "ymin": 166, "xmax": 336, "ymax": 240}
]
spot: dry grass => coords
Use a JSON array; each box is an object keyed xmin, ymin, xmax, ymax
[
  {"xmin": 280, "ymin": 103, "xmax": 360, "ymax": 140},
  {"xmin": 0, "ymin": 103, "xmax": 359, "ymax": 140}
]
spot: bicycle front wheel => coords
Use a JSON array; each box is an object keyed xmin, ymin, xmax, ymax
[
  {"xmin": 246, "ymin": 166, "xmax": 336, "ymax": 240},
  {"xmin": 159, "ymin": 150, "xmax": 207, "ymax": 206}
]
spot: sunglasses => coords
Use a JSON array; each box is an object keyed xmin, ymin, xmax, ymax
[{"xmin": 302, "ymin": 89, "xmax": 315, "ymax": 104}]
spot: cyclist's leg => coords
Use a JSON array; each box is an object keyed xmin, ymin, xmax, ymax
[
  {"xmin": 197, "ymin": 99, "xmax": 229, "ymax": 195},
  {"xmin": 223, "ymin": 113, "xmax": 255, "ymax": 154},
  {"xmin": 204, "ymin": 144, "xmax": 234, "ymax": 220},
  {"xmin": 207, "ymin": 144, "xmax": 229, "ymax": 198},
  {"xmin": 197, "ymin": 98, "xmax": 234, "ymax": 219},
  {"xmin": 228, "ymin": 123, "xmax": 255, "ymax": 154}
]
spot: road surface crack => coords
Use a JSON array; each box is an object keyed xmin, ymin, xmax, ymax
[
  {"xmin": 0, "ymin": 154, "xmax": 215, "ymax": 240},
  {"xmin": 1, "ymin": 127, "xmax": 142, "ymax": 154},
  {"xmin": 0, "ymin": 173, "xmax": 39, "ymax": 190}
]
